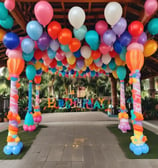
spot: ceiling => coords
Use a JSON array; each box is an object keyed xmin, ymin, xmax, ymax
[{"xmin": 0, "ymin": 0, "xmax": 158, "ymax": 79}]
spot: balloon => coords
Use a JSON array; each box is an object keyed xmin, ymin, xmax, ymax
[
  {"xmin": 144, "ymin": 0, "xmax": 158, "ymax": 16},
  {"xmin": 81, "ymin": 46, "xmax": 91, "ymax": 59},
  {"xmin": 112, "ymin": 17, "xmax": 127, "ymax": 36},
  {"xmin": 109, "ymin": 50, "xmax": 117, "ymax": 58},
  {"xmin": 69, "ymin": 38, "xmax": 81, "ymax": 52},
  {"xmin": 127, "ymin": 42, "xmax": 144, "ymax": 52},
  {"xmin": 7, "ymin": 58, "xmax": 25, "ymax": 76},
  {"xmin": 113, "ymin": 40, "xmax": 123, "ymax": 54},
  {"xmin": 144, "ymin": 40, "xmax": 157, "ymax": 57},
  {"xmin": 137, "ymin": 32, "xmax": 147, "ymax": 45},
  {"xmin": 55, "ymin": 49, "xmax": 65, "ymax": 61},
  {"xmin": 76, "ymin": 59, "xmax": 84, "ymax": 69},
  {"xmin": 34, "ymin": 49, "xmax": 46, "ymax": 60},
  {"xmin": 116, "ymin": 66, "xmax": 126, "ymax": 80},
  {"xmin": 112, "ymin": 70, "xmax": 118, "ymax": 79},
  {"xmin": 35, "ymin": 61, "xmax": 42, "ymax": 70},
  {"xmin": 0, "ymin": 15, "xmax": 14, "ymax": 29},
  {"xmin": 26, "ymin": 20, "xmax": 43, "ymax": 41},
  {"xmin": 43, "ymin": 54, "xmax": 52, "ymax": 66},
  {"xmin": 50, "ymin": 40, "xmax": 59, "ymax": 51},
  {"xmin": 147, "ymin": 18, "xmax": 158, "ymax": 35},
  {"xmin": 85, "ymin": 30, "xmax": 99, "ymax": 50},
  {"xmin": 34, "ymin": 1, "xmax": 53, "ymax": 27},
  {"xmin": 115, "ymin": 55, "xmax": 125, "ymax": 66},
  {"xmin": 58, "ymin": 28, "xmax": 72, "ymax": 45},
  {"xmin": 74, "ymin": 49, "xmax": 81, "ymax": 58},
  {"xmin": 101, "ymin": 53, "xmax": 111, "ymax": 64},
  {"xmin": 6, "ymin": 49, "xmax": 22, "ymax": 59},
  {"xmin": 26, "ymin": 65, "xmax": 36, "ymax": 80},
  {"xmin": 120, "ymin": 47, "xmax": 126, "ymax": 61},
  {"xmin": 21, "ymin": 38, "xmax": 35, "ymax": 54},
  {"xmin": 37, "ymin": 32, "xmax": 51, "ymax": 51},
  {"xmin": 109, "ymin": 59, "xmax": 116, "ymax": 70},
  {"xmin": 60, "ymin": 44, "xmax": 70, "ymax": 52},
  {"xmin": 67, "ymin": 55, "xmax": 76, "ymax": 65},
  {"xmin": 103, "ymin": 30, "xmax": 116, "ymax": 46},
  {"xmin": 0, "ymin": 28, "xmax": 6, "ymax": 41},
  {"xmin": 47, "ymin": 21, "xmax": 61, "ymax": 40},
  {"xmin": 95, "ymin": 59, "xmax": 103, "ymax": 67},
  {"xmin": 0, "ymin": 2, "xmax": 8, "ymax": 20},
  {"xmin": 3, "ymin": 32, "xmax": 19, "ymax": 49},
  {"xmin": 4, "ymin": 0, "xmax": 15, "ymax": 11},
  {"xmin": 34, "ymin": 76, "xmax": 41, "ymax": 84},
  {"xmin": 65, "ymin": 51, "xmax": 73, "ymax": 58},
  {"xmin": 119, "ymin": 31, "xmax": 132, "ymax": 47},
  {"xmin": 105, "ymin": 66, "xmax": 112, "ymax": 73},
  {"xmin": 99, "ymin": 43, "xmax": 111, "ymax": 55},
  {"xmin": 104, "ymin": 2, "xmax": 122, "ymax": 26},
  {"xmin": 95, "ymin": 20, "xmax": 108, "ymax": 35},
  {"xmin": 91, "ymin": 50, "xmax": 101, "ymax": 60},
  {"xmin": 23, "ymin": 50, "xmax": 34, "ymax": 62},
  {"xmin": 68, "ymin": 6, "xmax": 85, "ymax": 29},
  {"xmin": 73, "ymin": 25, "xmax": 87, "ymax": 40},
  {"xmin": 85, "ymin": 56, "xmax": 93, "ymax": 66},
  {"xmin": 47, "ymin": 47, "xmax": 56, "ymax": 59},
  {"xmin": 62, "ymin": 57, "xmax": 68, "ymax": 66},
  {"xmin": 126, "ymin": 49, "xmax": 144, "ymax": 71},
  {"xmin": 128, "ymin": 21, "xmax": 144, "ymax": 37}
]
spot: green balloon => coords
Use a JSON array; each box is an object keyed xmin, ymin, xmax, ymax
[
  {"xmin": 0, "ymin": 15, "xmax": 14, "ymax": 29},
  {"xmin": 0, "ymin": 2, "xmax": 8, "ymax": 20},
  {"xmin": 120, "ymin": 47, "xmax": 126, "ymax": 61},
  {"xmin": 24, "ymin": 112, "xmax": 34, "ymax": 126},
  {"xmin": 116, "ymin": 66, "xmax": 126, "ymax": 80},
  {"xmin": 147, "ymin": 18, "xmax": 158, "ymax": 35},
  {"xmin": 60, "ymin": 44, "xmax": 70, "ymax": 52}
]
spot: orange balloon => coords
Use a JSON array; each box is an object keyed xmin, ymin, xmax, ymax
[
  {"xmin": 0, "ymin": 28, "xmax": 6, "ymax": 41},
  {"xmin": 58, "ymin": 28, "xmax": 72, "ymax": 45},
  {"xmin": 144, "ymin": 40, "xmax": 158, "ymax": 57},
  {"xmin": 69, "ymin": 62, "xmax": 76, "ymax": 69},
  {"xmin": 89, "ymin": 63, "xmax": 95, "ymax": 70},
  {"xmin": 85, "ymin": 56, "xmax": 93, "ymax": 66},
  {"xmin": 115, "ymin": 55, "xmax": 126, "ymax": 66},
  {"xmin": 69, "ymin": 38, "xmax": 81, "ymax": 52},
  {"xmin": 91, "ymin": 50, "xmax": 101, "ymax": 60},
  {"xmin": 7, "ymin": 58, "xmax": 25, "ymax": 76},
  {"xmin": 34, "ymin": 76, "xmax": 41, "ymax": 84},
  {"xmin": 126, "ymin": 49, "xmax": 144, "ymax": 71}
]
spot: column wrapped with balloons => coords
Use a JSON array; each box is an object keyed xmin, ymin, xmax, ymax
[
  {"xmin": 126, "ymin": 49, "xmax": 149, "ymax": 155},
  {"xmin": 23, "ymin": 65, "xmax": 36, "ymax": 132},
  {"xmin": 117, "ymin": 66, "xmax": 131, "ymax": 133}
]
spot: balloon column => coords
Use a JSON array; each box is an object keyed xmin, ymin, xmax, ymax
[
  {"xmin": 23, "ymin": 65, "xmax": 36, "ymax": 132},
  {"xmin": 117, "ymin": 66, "xmax": 131, "ymax": 133},
  {"xmin": 3, "ymin": 33, "xmax": 25, "ymax": 155}
]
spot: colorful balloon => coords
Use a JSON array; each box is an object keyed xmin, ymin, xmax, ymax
[
  {"xmin": 144, "ymin": 0, "xmax": 158, "ymax": 16},
  {"xmin": 91, "ymin": 50, "xmax": 101, "ymax": 60},
  {"xmin": 67, "ymin": 55, "xmax": 76, "ymax": 65},
  {"xmin": 119, "ymin": 31, "xmax": 132, "ymax": 47},
  {"xmin": 21, "ymin": 38, "xmax": 35, "ymax": 54},
  {"xmin": 103, "ymin": 30, "xmax": 116, "ymax": 46},
  {"xmin": 144, "ymin": 40, "xmax": 157, "ymax": 57},
  {"xmin": 34, "ymin": 76, "xmax": 41, "ymax": 84},
  {"xmin": 49, "ymin": 40, "xmax": 59, "ymax": 51},
  {"xmin": 112, "ymin": 70, "xmax": 118, "ymax": 79},
  {"xmin": 0, "ymin": 28, "xmax": 6, "ymax": 41},
  {"xmin": 99, "ymin": 43, "xmax": 111, "ymax": 55},
  {"xmin": 116, "ymin": 66, "xmax": 126, "ymax": 80},
  {"xmin": 101, "ymin": 53, "xmax": 111, "ymax": 64},
  {"xmin": 127, "ymin": 42, "xmax": 144, "ymax": 52},
  {"xmin": 6, "ymin": 49, "xmax": 22, "ymax": 59},
  {"xmin": 26, "ymin": 65, "xmax": 36, "ymax": 80},
  {"xmin": 113, "ymin": 40, "xmax": 123, "ymax": 54},
  {"xmin": 147, "ymin": 18, "xmax": 158, "ymax": 35},
  {"xmin": 109, "ymin": 58, "xmax": 116, "ymax": 70},
  {"xmin": 69, "ymin": 38, "xmax": 81, "ymax": 52},
  {"xmin": 23, "ymin": 50, "xmax": 34, "ymax": 62},
  {"xmin": 81, "ymin": 46, "xmax": 91, "ymax": 59},
  {"xmin": 76, "ymin": 59, "xmax": 84, "ymax": 69},
  {"xmin": 137, "ymin": 32, "xmax": 147, "ymax": 45},
  {"xmin": 95, "ymin": 20, "xmax": 108, "ymax": 35},
  {"xmin": 60, "ymin": 44, "xmax": 70, "ymax": 52},
  {"xmin": 73, "ymin": 25, "xmax": 87, "ymax": 41},
  {"xmin": 58, "ymin": 28, "xmax": 72, "ymax": 45},
  {"xmin": 4, "ymin": 0, "xmax": 15, "ymax": 11},
  {"xmin": 34, "ymin": 1, "xmax": 53, "ymax": 27},
  {"xmin": 0, "ymin": 15, "xmax": 13, "ymax": 29},
  {"xmin": 120, "ymin": 47, "xmax": 126, "ymax": 61},
  {"xmin": 0, "ymin": 2, "xmax": 8, "ymax": 20},
  {"xmin": 34, "ymin": 49, "xmax": 46, "ymax": 60},
  {"xmin": 128, "ymin": 21, "xmax": 144, "ymax": 37},
  {"xmin": 85, "ymin": 56, "xmax": 93, "ymax": 66}
]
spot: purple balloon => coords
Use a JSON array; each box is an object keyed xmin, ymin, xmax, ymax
[
  {"xmin": 76, "ymin": 59, "xmax": 84, "ymax": 69},
  {"xmin": 137, "ymin": 32, "xmax": 147, "ymax": 44},
  {"xmin": 37, "ymin": 32, "xmax": 51, "ymax": 51},
  {"xmin": 112, "ymin": 17, "xmax": 127, "ymax": 36},
  {"xmin": 103, "ymin": 30, "xmax": 116, "ymax": 46}
]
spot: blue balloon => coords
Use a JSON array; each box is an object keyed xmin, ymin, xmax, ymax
[
  {"xmin": 12, "ymin": 145, "xmax": 21, "ymax": 155},
  {"xmin": 0, "ymin": 2, "xmax": 8, "ymax": 20},
  {"xmin": 36, "ymin": 68, "xmax": 42, "ymax": 75},
  {"xmin": 3, "ymin": 145, "xmax": 12, "ymax": 155},
  {"xmin": 116, "ymin": 66, "xmax": 126, "ymax": 80},
  {"xmin": 119, "ymin": 31, "xmax": 132, "ymax": 47},
  {"xmin": 90, "ymin": 71, "xmax": 96, "ymax": 77},
  {"xmin": 60, "ymin": 44, "xmax": 70, "ymax": 52},
  {"xmin": 23, "ymin": 50, "xmax": 34, "ymax": 62},
  {"xmin": 113, "ymin": 40, "xmax": 123, "ymax": 54},
  {"xmin": 26, "ymin": 20, "xmax": 43, "ymax": 40},
  {"xmin": 21, "ymin": 38, "xmax": 35, "ymax": 54},
  {"xmin": 47, "ymin": 48, "xmax": 56, "ymax": 59},
  {"xmin": 147, "ymin": 18, "xmax": 158, "ymax": 35},
  {"xmin": 0, "ymin": 15, "xmax": 14, "ymax": 29},
  {"xmin": 31, "ymin": 57, "xmax": 36, "ymax": 63},
  {"xmin": 133, "ymin": 146, "xmax": 142, "ymax": 156},
  {"xmin": 94, "ymin": 58, "xmax": 100, "ymax": 63},
  {"xmin": 51, "ymin": 68, "xmax": 57, "ymax": 73},
  {"xmin": 109, "ymin": 59, "xmax": 116, "ymax": 70},
  {"xmin": 73, "ymin": 25, "xmax": 87, "ymax": 40},
  {"xmin": 142, "ymin": 144, "xmax": 149, "ymax": 154},
  {"xmin": 129, "ymin": 142, "xmax": 135, "ymax": 152},
  {"xmin": 18, "ymin": 142, "xmax": 23, "ymax": 149},
  {"xmin": 70, "ymin": 69, "xmax": 74, "ymax": 74},
  {"xmin": 26, "ymin": 65, "xmax": 36, "ymax": 80},
  {"xmin": 57, "ymin": 61, "xmax": 62, "ymax": 66},
  {"xmin": 120, "ymin": 47, "xmax": 126, "ymax": 61},
  {"xmin": 85, "ymin": 30, "xmax": 99, "ymax": 50},
  {"xmin": 74, "ymin": 49, "xmax": 81, "ymax": 58},
  {"xmin": 102, "ymin": 64, "xmax": 107, "ymax": 70},
  {"xmin": 3, "ymin": 32, "xmax": 19, "ymax": 49}
]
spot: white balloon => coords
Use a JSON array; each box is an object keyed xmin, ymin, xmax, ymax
[
  {"xmin": 104, "ymin": 2, "xmax": 122, "ymax": 26},
  {"xmin": 68, "ymin": 6, "xmax": 86, "ymax": 29},
  {"xmin": 80, "ymin": 46, "xmax": 91, "ymax": 59},
  {"xmin": 65, "ymin": 51, "xmax": 73, "ymax": 58},
  {"xmin": 101, "ymin": 53, "xmax": 111, "ymax": 64}
]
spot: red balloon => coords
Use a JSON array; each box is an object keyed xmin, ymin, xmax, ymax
[
  {"xmin": 34, "ymin": 49, "xmax": 47, "ymax": 60},
  {"xmin": 49, "ymin": 58, "xmax": 57, "ymax": 68},
  {"xmin": 69, "ymin": 38, "xmax": 81, "ymax": 52},
  {"xmin": 62, "ymin": 57, "xmax": 68, "ymax": 66},
  {"xmin": 109, "ymin": 50, "xmax": 117, "ymax": 58},
  {"xmin": 47, "ymin": 21, "xmax": 62, "ymax": 40},
  {"xmin": 34, "ymin": 76, "xmax": 41, "ymax": 84},
  {"xmin": 58, "ymin": 28, "xmax": 72, "ymax": 45},
  {"xmin": 128, "ymin": 21, "xmax": 144, "ymax": 37},
  {"xmin": 91, "ymin": 50, "xmax": 101, "ymax": 60}
]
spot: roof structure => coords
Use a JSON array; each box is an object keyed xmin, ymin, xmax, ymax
[{"xmin": 0, "ymin": 0, "xmax": 158, "ymax": 79}]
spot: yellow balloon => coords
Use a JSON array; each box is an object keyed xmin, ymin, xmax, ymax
[
  {"xmin": 112, "ymin": 70, "xmax": 118, "ymax": 79},
  {"xmin": 144, "ymin": 40, "xmax": 157, "ymax": 57},
  {"xmin": 82, "ymin": 65, "xmax": 87, "ymax": 71},
  {"xmin": 0, "ymin": 28, "xmax": 6, "ymax": 41},
  {"xmin": 35, "ymin": 61, "xmax": 42, "ymax": 70},
  {"xmin": 67, "ymin": 55, "xmax": 76, "ymax": 65},
  {"xmin": 85, "ymin": 56, "xmax": 93, "ymax": 66},
  {"xmin": 115, "ymin": 55, "xmax": 126, "ymax": 66}
]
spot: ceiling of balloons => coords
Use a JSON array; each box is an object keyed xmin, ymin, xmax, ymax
[{"xmin": 0, "ymin": 0, "xmax": 158, "ymax": 79}]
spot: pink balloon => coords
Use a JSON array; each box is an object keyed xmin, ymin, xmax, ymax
[
  {"xmin": 144, "ymin": 0, "xmax": 158, "ymax": 16},
  {"xmin": 43, "ymin": 53, "xmax": 52, "ymax": 65},
  {"xmin": 95, "ymin": 20, "xmax": 108, "ymax": 35},
  {"xmin": 99, "ymin": 43, "xmax": 111, "ymax": 55},
  {"xmin": 34, "ymin": 1, "xmax": 53, "ymax": 27},
  {"xmin": 55, "ymin": 49, "xmax": 65, "ymax": 61},
  {"xmin": 4, "ymin": 0, "xmax": 15, "ymax": 11},
  {"xmin": 6, "ymin": 49, "xmax": 22, "ymax": 59},
  {"xmin": 127, "ymin": 42, "xmax": 144, "ymax": 52}
]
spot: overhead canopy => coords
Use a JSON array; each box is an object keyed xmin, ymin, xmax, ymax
[{"xmin": 0, "ymin": 0, "xmax": 158, "ymax": 79}]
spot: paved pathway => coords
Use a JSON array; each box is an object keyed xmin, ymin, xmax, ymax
[{"xmin": 0, "ymin": 112, "xmax": 158, "ymax": 168}]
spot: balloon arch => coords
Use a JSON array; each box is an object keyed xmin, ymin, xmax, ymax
[{"xmin": 0, "ymin": 0, "xmax": 158, "ymax": 156}]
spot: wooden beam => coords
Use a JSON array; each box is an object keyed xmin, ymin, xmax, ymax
[
  {"xmin": 88, "ymin": 2, "xmax": 92, "ymax": 13},
  {"xmin": 148, "ymin": 57, "xmax": 158, "ymax": 64},
  {"xmin": 15, "ymin": 0, "xmax": 141, "ymax": 2}
]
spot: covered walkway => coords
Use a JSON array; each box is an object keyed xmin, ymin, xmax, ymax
[{"xmin": 0, "ymin": 112, "xmax": 158, "ymax": 168}]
